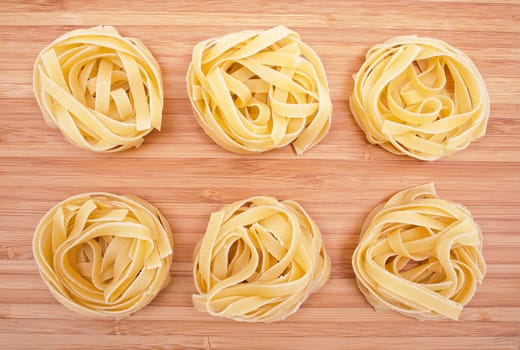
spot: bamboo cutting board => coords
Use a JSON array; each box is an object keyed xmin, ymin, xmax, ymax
[{"xmin": 1, "ymin": 1, "xmax": 519, "ymax": 349}]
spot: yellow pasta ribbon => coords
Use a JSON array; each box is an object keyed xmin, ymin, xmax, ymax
[
  {"xmin": 350, "ymin": 36, "xmax": 490, "ymax": 161},
  {"xmin": 33, "ymin": 26, "xmax": 163, "ymax": 152},
  {"xmin": 193, "ymin": 196, "xmax": 331, "ymax": 322},
  {"xmin": 33, "ymin": 193, "xmax": 173, "ymax": 318},
  {"xmin": 352, "ymin": 183, "xmax": 486, "ymax": 320},
  {"xmin": 187, "ymin": 26, "xmax": 332, "ymax": 155}
]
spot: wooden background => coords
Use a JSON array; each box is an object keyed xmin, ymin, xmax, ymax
[{"xmin": 1, "ymin": 0, "xmax": 519, "ymax": 349}]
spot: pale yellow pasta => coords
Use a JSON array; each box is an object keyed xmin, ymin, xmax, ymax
[
  {"xmin": 33, "ymin": 193, "xmax": 173, "ymax": 318},
  {"xmin": 187, "ymin": 26, "xmax": 332, "ymax": 155},
  {"xmin": 193, "ymin": 196, "xmax": 331, "ymax": 322},
  {"xmin": 350, "ymin": 36, "xmax": 490, "ymax": 161},
  {"xmin": 352, "ymin": 183, "xmax": 486, "ymax": 320},
  {"xmin": 33, "ymin": 26, "xmax": 163, "ymax": 152}
]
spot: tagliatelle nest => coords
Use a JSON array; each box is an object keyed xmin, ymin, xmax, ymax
[
  {"xmin": 33, "ymin": 26, "xmax": 163, "ymax": 152},
  {"xmin": 192, "ymin": 196, "xmax": 331, "ymax": 322},
  {"xmin": 352, "ymin": 183, "xmax": 486, "ymax": 320},
  {"xmin": 33, "ymin": 193, "xmax": 173, "ymax": 318},
  {"xmin": 187, "ymin": 25, "xmax": 332, "ymax": 155},
  {"xmin": 350, "ymin": 35, "xmax": 490, "ymax": 161}
]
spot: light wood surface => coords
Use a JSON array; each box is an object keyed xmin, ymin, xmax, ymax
[{"xmin": 1, "ymin": 1, "xmax": 520, "ymax": 349}]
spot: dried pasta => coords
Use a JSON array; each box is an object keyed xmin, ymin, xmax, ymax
[
  {"xmin": 352, "ymin": 183, "xmax": 486, "ymax": 320},
  {"xmin": 33, "ymin": 26, "xmax": 163, "ymax": 152},
  {"xmin": 33, "ymin": 193, "xmax": 173, "ymax": 318},
  {"xmin": 193, "ymin": 196, "xmax": 331, "ymax": 322},
  {"xmin": 350, "ymin": 36, "xmax": 490, "ymax": 161},
  {"xmin": 187, "ymin": 26, "xmax": 332, "ymax": 154}
]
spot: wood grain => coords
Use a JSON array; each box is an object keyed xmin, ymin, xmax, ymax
[{"xmin": 1, "ymin": 0, "xmax": 519, "ymax": 349}]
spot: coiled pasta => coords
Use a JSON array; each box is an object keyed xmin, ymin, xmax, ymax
[
  {"xmin": 33, "ymin": 26, "xmax": 163, "ymax": 152},
  {"xmin": 350, "ymin": 36, "xmax": 490, "ymax": 160},
  {"xmin": 193, "ymin": 196, "xmax": 331, "ymax": 322},
  {"xmin": 352, "ymin": 183, "xmax": 486, "ymax": 320},
  {"xmin": 33, "ymin": 193, "xmax": 173, "ymax": 318},
  {"xmin": 187, "ymin": 26, "xmax": 332, "ymax": 154}
]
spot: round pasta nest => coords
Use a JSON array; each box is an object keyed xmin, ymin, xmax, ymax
[
  {"xmin": 352, "ymin": 183, "xmax": 486, "ymax": 320},
  {"xmin": 33, "ymin": 26, "xmax": 163, "ymax": 153},
  {"xmin": 350, "ymin": 35, "xmax": 490, "ymax": 161},
  {"xmin": 193, "ymin": 196, "xmax": 331, "ymax": 322},
  {"xmin": 187, "ymin": 25, "xmax": 332, "ymax": 155},
  {"xmin": 33, "ymin": 193, "xmax": 173, "ymax": 318}
]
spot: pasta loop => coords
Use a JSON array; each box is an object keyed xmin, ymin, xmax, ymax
[
  {"xmin": 193, "ymin": 196, "xmax": 331, "ymax": 322},
  {"xmin": 33, "ymin": 26, "xmax": 163, "ymax": 152},
  {"xmin": 33, "ymin": 193, "xmax": 173, "ymax": 318},
  {"xmin": 187, "ymin": 26, "xmax": 332, "ymax": 154},
  {"xmin": 350, "ymin": 36, "xmax": 490, "ymax": 160},
  {"xmin": 352, "ymin": 183, "xmax": 486, "ymax": 320}
]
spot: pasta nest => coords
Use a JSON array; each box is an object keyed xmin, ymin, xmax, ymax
[
  {"xmin": 33, "ymin": 26, "xmax": 163, "ymax": 152},
  {"xmin": 352, "ymin": 183, "xmax": 486, "ymax": 320},
  {"xmin": 187, "ymin": 26, "xmax": 332, "ymax": 154},
  {"xmin": 193, "ymin": 196, "xmax": 331, "ymax": 322},
  {"xmin": 350, "ymin": 36, "xmax": 490, "ymax": 161},
  {"xmin": 33, "ymin": 193, "xmax": 173, "ymax": 318}
]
